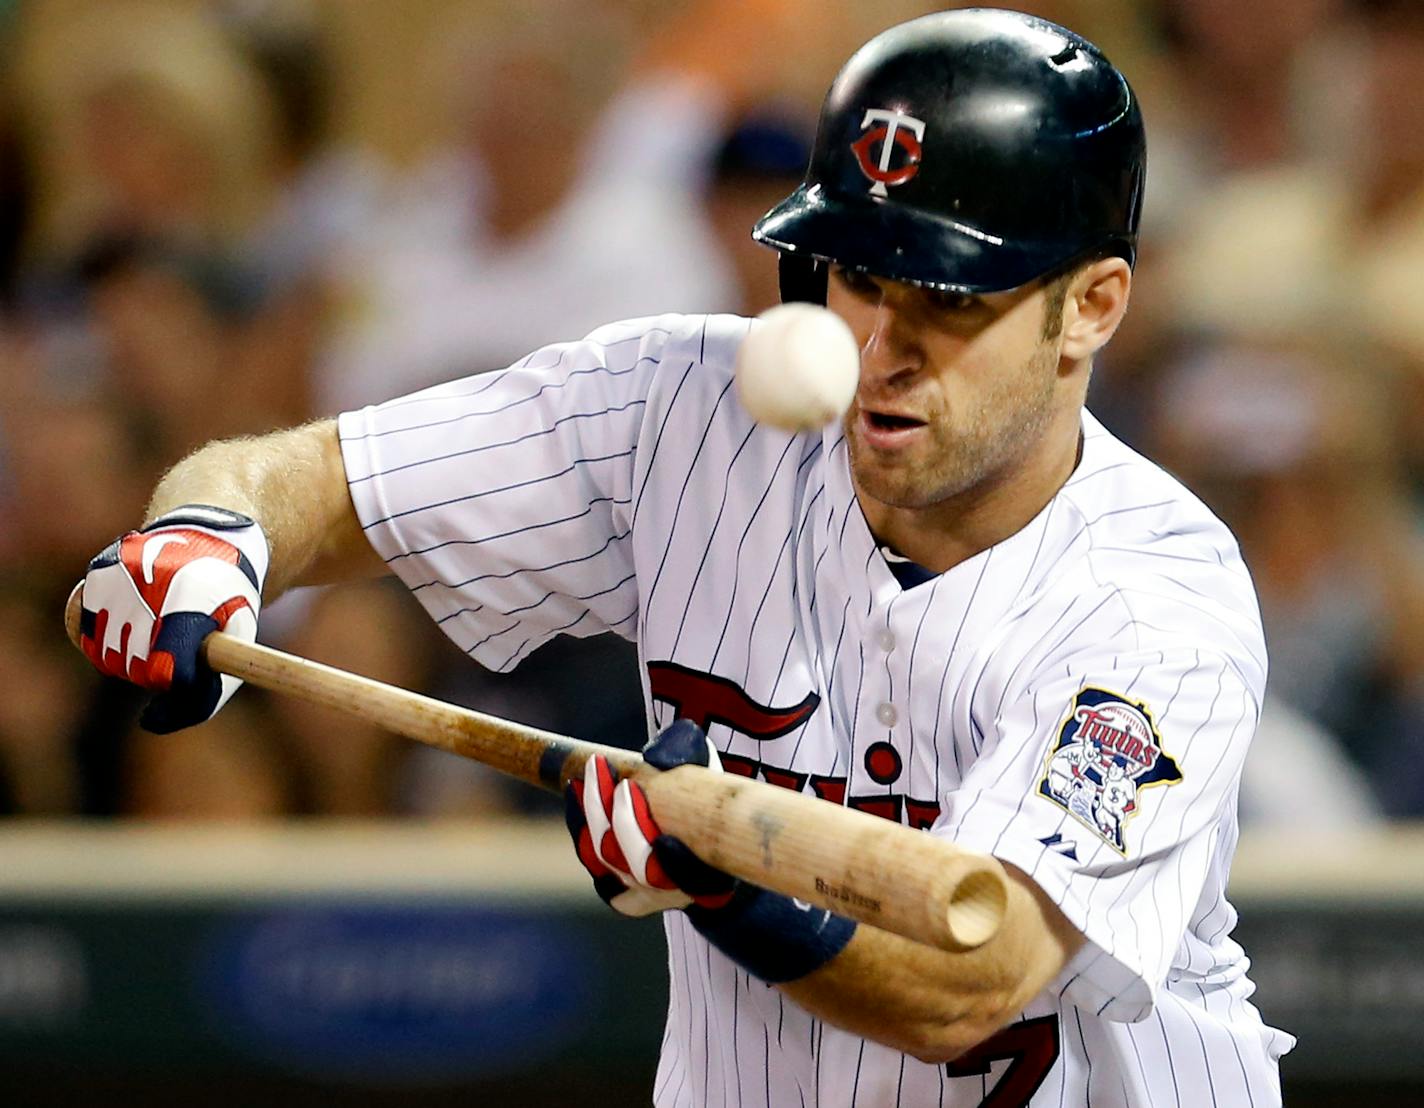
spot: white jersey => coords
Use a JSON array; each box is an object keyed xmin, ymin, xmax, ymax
[{"xmin": 338, "ymin": 313, "xmax": 1294, "ymax": 1107}]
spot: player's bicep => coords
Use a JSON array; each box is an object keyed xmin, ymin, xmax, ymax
[{"xmin": 333, "ymin": 323, "xmax": 687, "ymax": 666}]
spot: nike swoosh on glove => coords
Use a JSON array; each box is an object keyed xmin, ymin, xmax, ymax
[
  {"xmin": 79, "ymin": 504, "xmax": 269, "ymax": 733},
  {"xmin": 564, "ymin": 719, "xmax": 737, "ymax": 917}
]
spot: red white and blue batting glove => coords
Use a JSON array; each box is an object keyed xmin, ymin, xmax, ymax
[
  {"xmin": 564, "ymin": 720, "xmax": 857, "ymax": 984},
  {"xmin": 79, "ymin": 504, "xmax": 268, "ymax": 733},
  {"xmin": 564, "ymin": 720, "xmax": 736, "ymax": 918}
]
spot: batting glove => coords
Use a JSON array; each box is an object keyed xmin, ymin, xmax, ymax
[
  {"xmin": 79, "ymin": 504, "xmax": 269, "ymax": 733},
  {"xmin": 564, "ymin": 719, "xmax": 858, "ymax": 982},
  {"xmin": 564, "ymin": 720, "xmax": 737, "ymax": 918}
]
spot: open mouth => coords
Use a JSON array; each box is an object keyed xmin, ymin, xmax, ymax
[{"xmin": 864, "ymin": 411, "xmax": 927, "ymax": 432}]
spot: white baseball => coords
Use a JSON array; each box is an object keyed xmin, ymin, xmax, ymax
[{"xmin": 734, "ymin": 303, "xmax": 860, "ymax": 432}]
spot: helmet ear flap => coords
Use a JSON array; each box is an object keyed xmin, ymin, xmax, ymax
[{"xmin": 778, "ymin": 255, "xmax": 829, "ymax": 306}]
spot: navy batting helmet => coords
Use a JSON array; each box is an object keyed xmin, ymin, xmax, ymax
[{"xmin": 752, "ymin": 8, "xmax": 1146, "ymax": 303}]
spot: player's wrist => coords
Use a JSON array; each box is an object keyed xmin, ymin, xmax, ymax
[{"xmin": 684, "ymin": 885, "xmax": 857, "ymax": 984}]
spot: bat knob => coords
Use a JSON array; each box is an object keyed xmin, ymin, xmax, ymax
[{"xmin": 64, "ymin": 582, "xmax": 85, "ymax": 650}]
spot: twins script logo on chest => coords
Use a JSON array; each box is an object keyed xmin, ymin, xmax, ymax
[
  {"xmin": 647, "ymin": 661, "xmax": 942, "ymax": 830},
  {"xmin": 1037, "ymin": 687, "xmax": 1183, "ymax": 853}
]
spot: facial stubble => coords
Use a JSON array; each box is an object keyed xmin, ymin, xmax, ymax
[{"xmin": 846, "ymin": 338, "xmax": 1062, "ymax": 512}]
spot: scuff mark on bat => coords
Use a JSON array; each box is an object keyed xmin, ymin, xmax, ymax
[{"xmin": 752, "ymin": 811, "xmax": 784, "ymax": 869}]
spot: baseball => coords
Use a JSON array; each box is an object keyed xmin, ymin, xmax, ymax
[{"xmin": 734, "ymin": 303, "xmax": 860, "ymax": 432}]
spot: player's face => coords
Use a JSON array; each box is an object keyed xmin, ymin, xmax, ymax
[{"xmin": 827, "ymin": 267, "xmax": 1067, "ymax": 513}]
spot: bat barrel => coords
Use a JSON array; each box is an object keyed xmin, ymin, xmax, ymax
[{"xmin": 643, "ymin": 767, "xmax": 1007, "ymax": 952}]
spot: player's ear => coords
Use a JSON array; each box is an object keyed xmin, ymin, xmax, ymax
[{"xmin": 1058, "ymin": 256, "xmax": 1131, "ymax": 363}]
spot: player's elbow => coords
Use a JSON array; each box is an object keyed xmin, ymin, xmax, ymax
[
  {"xmin": 894, "ymin": 996, "xmax": 1016, "ymax": 1064},
  {"xmin": 898, "ymin": 1021, "xmax": 996, "ymax": 1065}
]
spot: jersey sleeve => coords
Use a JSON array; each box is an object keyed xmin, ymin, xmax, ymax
[
  {"xmin": 932, "ymin": 641, "xmax": 1260, "ymax": 1022},
  {"xmin": 337, "ymin": 316, "xmax": 685, "ymax": 670}
]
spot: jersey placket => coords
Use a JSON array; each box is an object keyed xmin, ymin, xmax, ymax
[
  {"xmin": 821, "ymin": 443, "xmax": 916, "ymax": 816},
  {"xmin": 845, "ymin": 564, "xmax": 906, "ymax": 805}
]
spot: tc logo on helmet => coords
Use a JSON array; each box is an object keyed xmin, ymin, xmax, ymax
[{"xmin": 851, "ymin": 108, "xmax": 925, "ymax": 197}]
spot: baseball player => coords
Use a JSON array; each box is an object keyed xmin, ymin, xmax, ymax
[{"xmin": 76, "ymin": 10, "xmax": 1294, "ymax": 1106}]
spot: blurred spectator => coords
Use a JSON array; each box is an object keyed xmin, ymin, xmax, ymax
[
  {"xmin": 122, "ymin": 697, "xmax": 293, "ymax": 820},
  {"xmin": 0, "ymin": 393, "xmax": 156, "ymax": 574},
  {"xmin": 0, "ymin": 575, "xmax": 85, "ymax": 814},
  {"xmin": 1145, "ymin": 0, "xmax": 1353, "ymax": 340},
  {"xmin": 1243, "ymin": 697, "xmax": 1383, "ymax": 829},
  {"xmin": 269, "ymin": 580, "xmax": 443, "ymax": 817},
  {"xmin": 315, "ymin": 2, "xmax": 737, "ymax": 410},
  {"xmin": 1151, "ymin": 343, "xmax": 1424, "ymax": 815},
  {"xmin": 704, "ymin": 112, "xmax": 815, "ymax": 316},
  {"xmin": 1149, "ymin": 0, "xmax": 1345, "ymax": 174},
  {"xmin": 81, "ymin": 233, "xmax": 314, "ymax": 444},
  {"xmin": 79, "ymin": 235, "xmax": 270, "ymax": 451},
  {"xmin": 11, "ymin": 6, "xmax": 324, "ymax": 431},
  {"xmin": 1344, "ymin": 1, "xmax": 1424, "ymax": 503},
  {"xmin": 4, "ymin": 231, "xmax": 311, "ymax": 461},
  {"xmin": 216, "ymin": 0, "xmax": 385, "ymax": 297},
  {"xmin": 0, "ymin": 81, "xmax": 30, "ymax": 310},
  {"xmin": 47, "ymin": 11, "xmax": 281, "ymax": 260}
]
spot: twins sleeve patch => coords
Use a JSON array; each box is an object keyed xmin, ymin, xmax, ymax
[{"xmin": 1036, "ymin": 687, "xmax": 1182, "ymax": 855}]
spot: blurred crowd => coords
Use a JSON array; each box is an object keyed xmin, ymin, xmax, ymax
[{"xmin": 0, "ymin": 0, "xmax": 1421, "ymax": 825}]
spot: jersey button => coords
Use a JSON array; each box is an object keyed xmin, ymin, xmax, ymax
[
  {"xmin": 875, "ymin": 629, "xmax": 896, "ymax": 652},
  {"xmin": 875, "ymin": 702, "xmax": 898, "ymax": 727}
]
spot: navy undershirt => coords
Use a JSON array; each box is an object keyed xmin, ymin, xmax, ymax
[{"xmin": 879, "ymin": 547, "xmax": 938, "ymax": 590}]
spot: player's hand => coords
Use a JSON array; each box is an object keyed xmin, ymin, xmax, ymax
[
  {"xmin": 78, "ymin": 505, "xmax": 269, "ymax": 734},
  {"xmin": 566, "ymin": 719, "xmax": 858, "ymax": 982},
  {"xmin": 564, "ymin": 720, "xmax": 738, "ymax": 917}
]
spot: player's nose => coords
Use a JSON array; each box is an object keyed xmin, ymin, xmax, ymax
[{"xmin": 857, "ymin": 298, "xmax": 924, "ymax": 388}]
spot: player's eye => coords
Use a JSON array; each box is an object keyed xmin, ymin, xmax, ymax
[
  {"xmin": 925, "ymin": 289, "xmax": 981, "ymax": 313},
  {"xmin": 832, "ymin": 267, "xmax": 880, "ymax": 297}
]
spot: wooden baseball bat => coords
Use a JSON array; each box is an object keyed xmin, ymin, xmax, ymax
[{"xmin": 65, "ymin": 587, "xmax": 1007, "ymax": 952}]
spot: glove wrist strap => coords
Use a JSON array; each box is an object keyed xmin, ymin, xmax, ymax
[
  {"xmin": 684, "ymin": 888, "xmax": 857, "ymax": 984},
  {"xmin": 143, "ymin": 504, "xmax": 258, "ymax": 532}
]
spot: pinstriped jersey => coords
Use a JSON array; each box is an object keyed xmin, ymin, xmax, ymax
[{"xmin": 338, "ymin": 313, "xmax": 1294, "ymax": 1107}]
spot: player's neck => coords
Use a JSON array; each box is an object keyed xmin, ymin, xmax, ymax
[{"xmin": 863, "ymin": 410, "xmax": 1084, "ymax": 576}]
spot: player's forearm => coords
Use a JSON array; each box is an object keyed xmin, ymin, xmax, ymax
[
  {"xmin": 145, "ymin": 419, "xmax": 385, "ymax": 598},
  {"xmin": 778, "ymin": 864, "xmax": 1083, "ymax": 1063}
]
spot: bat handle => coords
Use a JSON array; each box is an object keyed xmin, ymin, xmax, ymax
[
  {"xmin": 64, "ymin": 583, "xmax": 84, "ymax": 650},
  {"xmin": 63, "ymin": 580, "xmax": 643, "ymax": 790}
]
